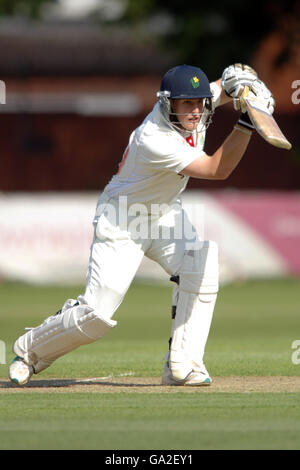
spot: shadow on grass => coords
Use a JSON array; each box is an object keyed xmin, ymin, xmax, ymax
[{"xmin": 0, "ymin": 377, "xmax": 165, "ymax": 389}]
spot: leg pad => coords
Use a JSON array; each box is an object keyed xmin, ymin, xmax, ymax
[{"xmin": 13, "ymin": 302, "xmax": 116, "ymax": 373}]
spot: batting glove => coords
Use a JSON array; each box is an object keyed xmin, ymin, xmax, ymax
[
  {"xmin": 221, "ymin": 63, "xmax": 258, "ymax": 98},
  {"xmin": 233, "ymin": 85, "xmax": 253, "ymax": 113},
  {"xmin": 233, "ymin": 80, "xmax": 275, "ymax": 115},
  {"xmin": 250, "ymin": 79, "xmax": 275, "ymax": 115}
]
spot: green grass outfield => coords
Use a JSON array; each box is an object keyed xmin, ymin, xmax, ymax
[{"xmin": 0, "ymin": 277, "xmax": 300, "ymax": 450}]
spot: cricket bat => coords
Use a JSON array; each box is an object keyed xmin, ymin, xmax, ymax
[{"xmin": 244, "ymin": 90, "xmax": 292, "ymax": 150}]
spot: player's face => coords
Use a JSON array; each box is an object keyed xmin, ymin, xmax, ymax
[{"xmin": 171, "ymin": 99, "xmax": 204, "ymax": 131}]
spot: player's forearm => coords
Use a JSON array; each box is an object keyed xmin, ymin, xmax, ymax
[
  {"xmin": 181, "ymin": 125, "xmax": 251, "ymax": 180},
  {"xmin": 210, "ymin": 125, "xmax": 251, "ymax": 179},
  {"xmin": 213, "ymin": 79, "xmax": 232, "ymax": 106}
]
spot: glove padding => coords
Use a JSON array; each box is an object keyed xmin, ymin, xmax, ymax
[
  {"xmin": 221, "ymin": 63, "xmax": 258, "ymax": 98},
  {"xmin": 250, "ymin": 79, "xmax": 275, "ymax": 114},
  {"xmin": 234, "ymin": 79, "xmax": 275, "ymax": 115}
]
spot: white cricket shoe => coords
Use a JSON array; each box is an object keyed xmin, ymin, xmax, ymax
[
  {"xmin": 162, "ymin": 362, "xmax": 212, "ymax": 386},
  {"xmin": 9, "ymin": 356, "xmax": 34, "ymax": 386}
]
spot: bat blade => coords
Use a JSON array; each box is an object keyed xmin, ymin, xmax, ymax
[{"xmin": 245, "ymin": 95, "xmax": 292, "ymax": 150}]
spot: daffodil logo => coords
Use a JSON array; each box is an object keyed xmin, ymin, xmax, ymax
[{"xmin": 190, "ymin": 76, "xmax": 199, "ymax": 89}]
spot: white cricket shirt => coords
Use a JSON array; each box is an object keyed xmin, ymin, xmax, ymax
[{"xmin": 104, "ymin": 82, "xmax": 221, "ymax": 209}]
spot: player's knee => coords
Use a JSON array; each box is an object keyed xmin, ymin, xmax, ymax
[
  {"xmin": 79, "ymin": 286, "xmax": 124, "ymax": 321},
  {"xmin": 178, "ymin": 240, "xmax": 219, "ymax": 297},
  {"xmin": 68, "ymin": 304, "xmax": 117, "ymax": 340}
]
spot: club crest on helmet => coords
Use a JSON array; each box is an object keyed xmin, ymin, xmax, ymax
[{"xmin": 190, "ymin": 76, "xmax": 200, "ymax": 89}]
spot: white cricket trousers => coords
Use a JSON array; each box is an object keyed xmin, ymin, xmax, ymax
[
  {"xmin": 13, "ymin": 192, "xmax": 218, "ymax": 374},
  {"xmin": 80, "ymin": 192, "xmax": 204, "ymax": 316}
]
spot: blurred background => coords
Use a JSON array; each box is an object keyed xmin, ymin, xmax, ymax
[{"xmin": 0, "ymin": 0, "xmax": 299, "ymax": 285}]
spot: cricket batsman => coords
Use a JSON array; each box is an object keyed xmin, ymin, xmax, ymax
[{"xmin": 9, "ymin": 64, "xmax": 275, "ymax": 386}]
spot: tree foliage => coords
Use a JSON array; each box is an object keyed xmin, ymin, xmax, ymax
[
  {"xmin": 0, "ymin": 0, "xmax": 51, "ymax": 18},
  {"xmin": 0, "ymin": 0, "xmax": 298, "ymax": 78},
  {"xmin": 121, "ymin": 0, "xmax": 299, "ymax": 77}
]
